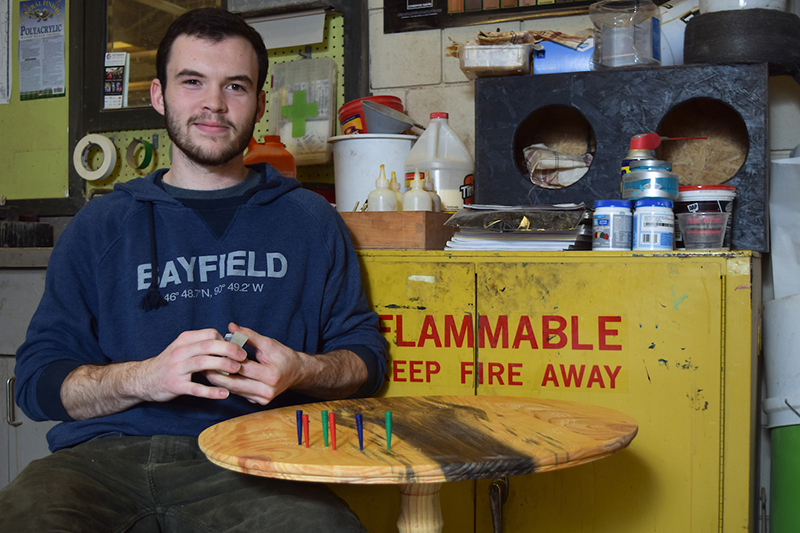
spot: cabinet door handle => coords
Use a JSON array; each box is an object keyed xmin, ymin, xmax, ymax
[{"xmin": 6, "ymin": 376, "xmax": 22, "ymax": 427}]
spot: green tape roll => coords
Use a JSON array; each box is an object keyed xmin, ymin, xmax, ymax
[{"xmin": 126, "ymin": 138, "xmax": 153, "ymax": 170}]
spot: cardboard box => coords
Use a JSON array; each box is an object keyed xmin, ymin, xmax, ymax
[
  {"xmin": 339, "ymin": 212, "xmax": 454, "ymax": 250},
  {"xmin": 533, "ymin": 39, "xmax": 593, "ymax": 75}
]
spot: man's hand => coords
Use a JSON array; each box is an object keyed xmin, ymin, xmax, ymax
[
  {"xmin": 61, "ymin": 329, "xmax": 248, "ymax": 421},
  {"xmin": 204, "ymin": 323, "xmax": 368, "ymax": 405}
]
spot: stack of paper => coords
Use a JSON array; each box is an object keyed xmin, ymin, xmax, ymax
[{"xmin": 444, "ymin": 204, "xmax": 591, "ymax": 252}]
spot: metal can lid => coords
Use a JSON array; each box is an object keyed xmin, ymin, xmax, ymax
[
  {"xmin": 629, "ymin": 159, "xmax": 673, "ymax": 171},
  {"xmin": 594, "ymin": 199, "xmax": 632, "ymax": 209},
  {"xmin": 634, "ymin": 198, "xmax": 674, "ymax": 209}
]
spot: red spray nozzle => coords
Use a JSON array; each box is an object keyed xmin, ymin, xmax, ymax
[{"xmin": 630, "ymin": 133, "xmax": 708, "ymax": 151}]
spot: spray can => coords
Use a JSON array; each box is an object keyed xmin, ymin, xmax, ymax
[
  {"xmin": 404, "ymin": 112, "xmax": 473, "ymax": 213},
  {"xmin": 621, "ymin": 133, "xmax": 661, "ymax": 178},
  {"xmin": 622, "ymin": 133, "xmax": 708, "ymax": 178}
]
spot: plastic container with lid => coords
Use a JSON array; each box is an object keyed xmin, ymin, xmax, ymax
[
  {"xmin": 592, "ymin": 199, "xmax": 633, "ymax": 250},
  {"xmin": 458, "ymin": 43, "xmax": 535, "ymax": 79},
  {"xmin": 243, "ymin": 135, "xmax": 296, "ymax": 178},
  {"xmin": 589, "ymin": 0, "xmax": 661, "ymax": 69},
  {"xmin": 632, "ymin": 198, "xmax": 674, "ymax": 251},
  {"xmin": 674, "ymin": 184, "xmax": 736, "ymax": 249},
  {"xmin": 404, "ymin": 112, "xmax": 474, "ymax": 213},
  {"xmin": 269, "ymin": 58, "xmax": 337, "ymax": 166}
]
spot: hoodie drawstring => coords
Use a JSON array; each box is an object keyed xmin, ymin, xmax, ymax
[{"xmin": 139, "ymin": 201, "xmax": 169, "ymax": 312}]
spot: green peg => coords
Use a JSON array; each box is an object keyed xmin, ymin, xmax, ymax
[
  {"xmin": 322, "ymin": 410, "xmax": 329, "ymax": 447},
  {"xmin": 385, "ymin": 411, "xmax": 392, "ymax": 450}
]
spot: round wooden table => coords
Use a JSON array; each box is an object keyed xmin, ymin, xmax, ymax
[{"xmin": 199, "ymin": 395, "xmax": 637, "ymax": 533}]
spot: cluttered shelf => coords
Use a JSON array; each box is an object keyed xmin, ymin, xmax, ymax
[{"xmin": 0, "ymin": 248, "xmax": 52, "ymax": 268}]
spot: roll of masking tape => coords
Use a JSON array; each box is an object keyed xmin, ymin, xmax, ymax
[
  {"xmin": 73, "ymin": 134, "xmax": 118, "ymax": 181},
  {"xmin": 126, "ymin": 138, "xmax": 153, "ymax": 170}
]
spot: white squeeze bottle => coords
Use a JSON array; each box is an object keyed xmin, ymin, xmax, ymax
[
  {"xmin": 389, "ymin": 171, "xmax": 404, "ymax": 211},
  {"xmin": 367, "ymin": 165, "xmax": 397, "ymax": 212},
  {"xmin": 404, "ymin": 112, "xmax": 474, "ymax": 213},
  {"xmin": 424, "ymin": 171, "xmax": 442, "ymax": 212},
  {"xmin": 403, "ymin": 168, "xmax": 432, "ymax": 212}
]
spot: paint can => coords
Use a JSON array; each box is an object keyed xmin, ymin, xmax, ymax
[
  {"xmin": 622, "ymin": 159, "xmax": 679, "ymax": 200},
  {"xmin": 632, "ymin": 198, "xmax": 674, "ymax": 251},
  {"xmin": 592, "ymin": 200, "xmax": 633, "ymax": 250}
]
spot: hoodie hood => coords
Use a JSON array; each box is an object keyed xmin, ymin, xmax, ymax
[{"xmin": 114, "ymin": 163, "xmax": 301, "ymax": 205}]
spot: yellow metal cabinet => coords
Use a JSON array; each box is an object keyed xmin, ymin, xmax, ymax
[{"xmin": 345, "ymin": 251, "xmax": 760, "ymax": 533}]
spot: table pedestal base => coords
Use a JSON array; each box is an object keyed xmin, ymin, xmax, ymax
[{"xmin": 397, "ymin": 483, "xmax": 443, "ymax": 533}]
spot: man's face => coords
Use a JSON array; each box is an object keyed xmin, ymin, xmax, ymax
[{"xmin": 151, "ymin": 34, "xmax": 265, "ymax": 167}]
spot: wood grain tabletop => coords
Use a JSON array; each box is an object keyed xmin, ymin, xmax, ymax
[{"xmin": 198, "ymin": 395, "xmax": 638, "ymax": 485}]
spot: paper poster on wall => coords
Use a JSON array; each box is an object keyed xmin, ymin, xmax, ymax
[
  {"xmin": 18, "ymin": 0, "xmax": 65, "ymax": 101},
  {"xmin": 103, "ymin": 52, "xmax": 129, "ymax": 109},
  {"xmin": 0, "ymin": 0, "xmax": 10, "ymax": 104}
]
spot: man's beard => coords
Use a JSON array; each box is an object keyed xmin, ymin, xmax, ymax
[{"xmin": 164, "ymin": 102, "xmax": 256, "ymax": 167}]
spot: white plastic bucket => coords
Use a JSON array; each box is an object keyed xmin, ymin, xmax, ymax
[
  {"xmin": 329, "ymin": 134, "xmax": 417, "ymax": 213},
  {"xmin": 699, "ymin": 0, "xmax": 786, "ymax": 13},
  {"xmin": 763, "ymin": 294, "xmax": 800, "ymax": 428}
]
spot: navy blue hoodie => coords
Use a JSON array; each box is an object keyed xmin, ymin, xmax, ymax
[{"xmin": 14, "ymin": 163, "xmax": 387, "ymax": 452}]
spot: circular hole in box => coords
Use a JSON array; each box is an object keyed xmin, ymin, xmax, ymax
[
  {"xmin": 513, "ymin": 105, "xmax": 596, "ymax": 180},
  {"xmin": 656, "ymin": 98, "xmax": 748, "ymax": 186}
]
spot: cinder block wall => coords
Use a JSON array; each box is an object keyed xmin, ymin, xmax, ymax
[{"xmin": 367, "ymin": 0, "xmax": 800, "ymax": 161}]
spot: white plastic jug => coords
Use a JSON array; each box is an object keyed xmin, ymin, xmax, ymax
[{"xmin": 404, "ymin": 113, "xmax": 473, "ymax": 213}]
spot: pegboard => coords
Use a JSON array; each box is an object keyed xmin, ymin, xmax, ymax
[
  {"xmin": 474, "ymin": 63, "xmax": 770, "ymax": 252},
  {"xmin": 85, "ymin": 12, "xmax": 344, "ymax": 194}
]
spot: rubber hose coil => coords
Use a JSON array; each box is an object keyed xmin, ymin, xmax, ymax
[{"xmin": 684, "ymin": 9, "xmax": 800, "ymax": 78}]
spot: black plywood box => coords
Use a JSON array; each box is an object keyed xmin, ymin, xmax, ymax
[{"xmin": 474, "ymin": 63, "xmax": 769, "ymax": 252}]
